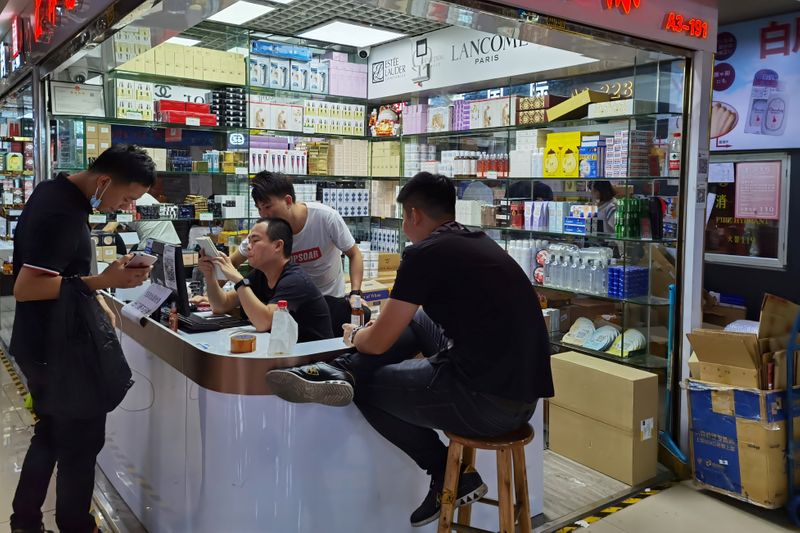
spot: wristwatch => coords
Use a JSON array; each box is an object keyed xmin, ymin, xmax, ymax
[
  {"xmin": 349, "ymin": 325, "xmax": 363, "ymax": 346},
  {"xmin": 349, "ymin": 290, "xmax": 362, "ymax": 297},
  {"xmin": 234, "ymin": 278, "xmax": 251, "ymax": 292}
]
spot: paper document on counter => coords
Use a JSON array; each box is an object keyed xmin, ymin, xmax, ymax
[{"xmin": 121, "ymin": 284, "xmax": 173, "ymax": 324}]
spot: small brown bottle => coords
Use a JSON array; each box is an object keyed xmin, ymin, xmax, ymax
[
  {"xmin": 350, "ymin": 295, "xmax": 365, "ymax": 327},
  {"xmin": 168, "ymin": 302, "xmax": 179, "ymax": 332}
]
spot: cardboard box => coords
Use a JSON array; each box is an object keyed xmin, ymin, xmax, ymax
[
  {"xmin": 378, "ymin": 253, "xmax": 401, "ymax": 272},
  {"xmin": 688, "ymin": 379, "xmax": 800, "ymax": 508},
  {"xmin": 703, "ymin": 303, "xmax": 747, "ymax": 328},
  {"xmin": 546, "ymin": 90, "xmax": 611, "ymax": 122},
  {"xmin": 549, "ymin": 351, "xmax": 658, "ymax": 485},
  {"xmin": 688, "ymin": 294, "xmax": 798, "ymax": 389}
]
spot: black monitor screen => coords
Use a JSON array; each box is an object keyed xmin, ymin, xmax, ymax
[{"xmin": 144, "ymin": 239, "xmax": 190, "ymax": 316}]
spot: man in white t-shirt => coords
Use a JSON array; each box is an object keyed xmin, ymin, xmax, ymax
[{"xmin": 230, "ymin": 172, "xmax": 363, "ymax": 301}]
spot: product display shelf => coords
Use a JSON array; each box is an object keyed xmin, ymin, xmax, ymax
[
  {"xmin": 374, "ymin": 112, "xmax": 684, "ymax": 142},
  {"xmin": 0, "ymin": 137, "xmax": 33, "ymax": 143},
  {"xmin": 108, "ymin": 216, "xmax": 259, "ymax": 223},
  {"xmin": 53, "ymin": 114, "xmax": 244, "ymax": 134},
  {"xmin": 249, "ymin": 128, "xmax": 366, "ymax": 141},
  {"xmin": 446, "ymin": 175, "xmax": 677, "ymax": 182},
  {"xmin": 110, "ymin": 70, "xmax": 246, "ymax": 89},
  {"xmin": 263, "ymin": 174, "xmax": 374, "ymax": 181},
  {"xmin": 474, "ymin": 225, "xmax": 678, "ymax": 244},
  {"xmin": 536, "ymin": 283, "xmax": 669, "ymax": 307},
  {"xmin": 249, "ymin": 85, "xmax": 365, "ymax": 105},
  {"xmin": 0, "ymin": 171, "xmax": 33, "ymax": 177},
  {"xmin": 549, "ymin": 332, "xmax": 668, "ymax": 370}
]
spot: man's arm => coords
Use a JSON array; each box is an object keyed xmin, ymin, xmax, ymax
[
  {"xmin": 236, "ymin": 287, "xmax": 277, "ymax": 332},
  {"xmin": 14, "ymin": 257, "xmax": 150, "ymax": 302},
  {"xmin": 344, "ymin": 245, "xmax": 364, "ymax": 296},
  {"xmin": 347, "ymin": 298, "xmax": 418, "ymax": 355},
  {"xmin": 204, "ymin": 273, "xmax": 240, "ymax": 314}
]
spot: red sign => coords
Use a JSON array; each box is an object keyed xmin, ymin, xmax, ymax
[
  {"xmin": 604, "ymin": 0, "xmax": 641, "ymax": 15},
  {"xmin": 664, "ymin": 11, "xmax": 710, "ymax": 39},
  {"xmin": 33, "ymin": 0, "xmax": 80, "ymax": 43},
  {"xmin": 10, "ymin": 17, "xmax": 21, "ymax": 59}
]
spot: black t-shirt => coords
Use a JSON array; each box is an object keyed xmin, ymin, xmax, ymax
[
  {"xmin": 11, "ymin": 173, "xmax": 93, "ymax": 363},
  {"xmin": 246, "ymin": 261, "xmax": 333, "ymax": 342},
  {"xmin": 390, "ymin": 224, "xmax": 553, "ymax": 404}
]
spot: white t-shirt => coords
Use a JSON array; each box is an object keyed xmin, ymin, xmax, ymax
[
  {"xmin": 241, "ymin": 202, "xmax": 355, "ymax": 297},
  {"xmin": 131, "ymin": 193, "xmax": 182, "ymax": 245}
]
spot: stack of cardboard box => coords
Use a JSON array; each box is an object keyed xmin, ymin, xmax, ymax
[
  {"xmin": 687, "ymin": 294, "xmax": 800, "ymax": 508},
  {"xmin": 86, "ymin": 122, "xmax": 112, "ymax": 162}
]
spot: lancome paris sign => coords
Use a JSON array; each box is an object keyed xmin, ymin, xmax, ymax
[{"xmin": 368, "ymin": 26, "xmax": 595, "ymax": 99}]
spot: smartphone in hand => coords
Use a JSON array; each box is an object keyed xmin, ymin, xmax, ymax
[{"xmin": 125, "ymin": 251, "xmax": 158, "ymax": 269}]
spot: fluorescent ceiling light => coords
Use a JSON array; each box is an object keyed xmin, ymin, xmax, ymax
[
  {"xmin": 227, "ymin": 46, "xmax": 250, "ymax": 55},
  {"xmin": 208, "ymin": 1, "xmax": 274, "ymax": 25},
  {"xmin": 166, "ymin": 37, "xmax": 201, "ymax": 46},
  {"xmin": 298, "ymin": 20, "xmax": 405, "ymax": 47},
  {"xmin": 268, "ymin": 0, "xmax": 295, "ymax": 4}
]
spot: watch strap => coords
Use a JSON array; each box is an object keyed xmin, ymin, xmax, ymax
[{"xmin": 234, "ymin": 278, "xmax": 250, "ymax": 291}]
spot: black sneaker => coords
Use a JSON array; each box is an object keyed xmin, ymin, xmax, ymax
[
  {"xmin": 266, "ymin": 363, "xmax": 355, "ymax": 406},
  {"xmin": 410, "ymin": 467, "xmax": 488, "ymax": 527}
]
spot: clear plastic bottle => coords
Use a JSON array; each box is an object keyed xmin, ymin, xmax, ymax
[
  {"xmin": 595, "ymin": 259, "xmax": 608, "ymax": 296},
  {"xmin": 668, "ymin": 132, "xmax": 682, "ymax": 178},
  {"xmin": 560, "ymin": 253, "xmax": 571, "ymax": 289},
  {"xmin": 578, "ymin": 258, "xmax": 589, "ymax": 293},
  {"xmin": 569, "ymin": 256, "xmax": 580, "ymax": 291},
  {"xmin": 550, "ymin": 254, "xmax": 562, "ymax": 288}
]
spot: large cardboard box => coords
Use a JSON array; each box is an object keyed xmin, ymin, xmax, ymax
[
  {"xmin": 687, "ymin": 294, "xmax": 798, "ymax": 389},
  {"xmin": 549, "ymin": 351, "xmax": 658, "ymax": 485},
  {"xmin": 687, "ymin": 379, "xmax": 800, "ymax": 508},
  {"xmin": 703, "ymin": 303, "xmax": 747, "ymax": 328}
]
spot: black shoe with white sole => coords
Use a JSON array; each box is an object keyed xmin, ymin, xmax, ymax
[
  {"xmin": 266, "ymin": 363, "xmax": 355, "ymax": 406},
  {"xmin": 410, "ymin": 467, "xmax": 488, "ymax": 527}
]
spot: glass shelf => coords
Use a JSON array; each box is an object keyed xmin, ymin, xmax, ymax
[
  {"xmin": 110, "ymin": 216, "xmax": 259, "ymax": 223},
  {"xmin": 472, "ymin": 225, "xmax": 677, "ymax": 244},
  {"xmin": 250, "ymin": 128, "xmax": 367, "ymax": 140},
  {"xmin": 279, "ymin": 174, "xmax": 372, "ymax": 181},
  {"xmin": 536, "ymin": 283, "xmax": 670, "ymax": 307},
  {"xmin": 449, "ymin": 176, "xmax": 678, "ymax": 182},
  {"xmin": 111, "ymin": 69, "xmax": 246, "ymax": 89},
  {"xmin": 0, "ymin": 137, "xmax": 32, "ymax": 143},
  {"xmin": 372, "ymin": 112, "xmax": 684, "ymax": 141},
  {"xmin": 249, "ymin": 85, "xmax": 366, "ymax": 105},
  {"xmin": 52, "ymin": 115, "xmax": 244, "ymax": 134},
  {"xmin": 0, "ymin": 171, "xmax": 34, "ymax": 177},
  {"xmin": 549, "ymin": 333, "xmax": 668, "ymax": 370}
]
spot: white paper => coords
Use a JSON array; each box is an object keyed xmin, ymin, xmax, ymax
[
  {"xmin": 235, "ymin": 167, "xmax": 248, "ymax": 176},
  {"xmin": 89, "ymin": 214, "xmax": 107, "ymax": 224},
  {"xmin": 116, "ymin": 214, "xmax": 134, "ymax": 223},
  {"xmin": 640, "ymin": 418, "xmax": 654, "ymax": 441},
  {"xmin": 709, "ymin": 162, "xmax": 734, "ymax": 183},
  {"xmin": 186, "ymin": 117, "xmax": 201, "ymax": 126},
  {"xmin": 121, "ymin": 284, "xmax": 172, "ymax": 324},
  {"xmin": 199, "ymin": 212, "xmax": 213, "ymax": 221}
]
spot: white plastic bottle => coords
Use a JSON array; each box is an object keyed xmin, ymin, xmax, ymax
[
  {"xmin": 668, "ymin": 133, "xmax": 682, "ymax": 177},
  {"xmin": 267, "ymin": 300, "xmax": 299, "ymax": 357}
]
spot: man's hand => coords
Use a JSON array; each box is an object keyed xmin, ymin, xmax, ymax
[
  {"xmin": 98, "ymin": 254, "xmax": 152, "ymax": 289},
  {"xmin": 342, "ymin": 320, "xmax": 374, "ymax": 347},
  {"xmin": 208, "ymin": 252, "xmax": 243, "ymax": 284},
  {"xmin": 198, "ymin": 251, "xmax": 216, "ymax": 279}
]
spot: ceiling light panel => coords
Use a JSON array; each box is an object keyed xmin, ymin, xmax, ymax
[
  {"xmin": 207, "ymin": 1, "xmax": 275, "ymax": 25},
  {"xmin": 165, "ymin": 37, "xmax": 201, "ymax": 46},
  {"xmin": 298, "ymin": 19, "xmax": 405, "ymax": 47}
]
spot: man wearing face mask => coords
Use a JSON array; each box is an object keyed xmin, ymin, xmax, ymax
[{"xmin": 10, "ymin": 145, "xmax": 156, "ymax": 533}]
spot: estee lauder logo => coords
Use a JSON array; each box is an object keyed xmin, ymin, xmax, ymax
[
  {"xmin": 451, "ymin": 35, "xmax": 529, "ymax": 64},
  {"xmin": 605, "ymin": 0, "xmax": 641, "ymax": 15}
]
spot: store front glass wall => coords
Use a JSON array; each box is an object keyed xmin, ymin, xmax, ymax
[
  {"xmin": 0, "ymin": 80, "xmax": 33, "ymax": 349},
  {"xmin": 39, "ymin": 0, "xmax": 693, "ymax": 528}
]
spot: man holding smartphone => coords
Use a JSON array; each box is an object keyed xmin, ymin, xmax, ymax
[{"xmin": 10, "ymin": 145, "xmax": 156, "ymax": 533}]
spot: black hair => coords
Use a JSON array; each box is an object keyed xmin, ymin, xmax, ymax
[
  {"xmin": 251, "ymin": 172, "xmax": 296, "ymax": 205},
  {"xmin": 396, "ymin": 172, "xmax": 455, "ymax": 220},
  {"xmin": 255, "ymin": 217, "xmax": 293, "ymax": 258},
  {"xmin": 592, "ymin": 180, "xmax": 616, "ymax": 203},
  {"xmin": 89, "ymin": 144, "xmax": 156, "ymax": 187}
]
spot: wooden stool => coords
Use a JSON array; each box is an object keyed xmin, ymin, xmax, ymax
[{"xmin": 438, "ymin": 424, "xmax": 534, "ymax": 533}]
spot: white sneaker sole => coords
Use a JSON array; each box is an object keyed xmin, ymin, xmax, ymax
[
  {"xmin": 411, "ymin": 482, "xmax": 489, "ymax": 527},
  {"xmin": 266, "ymin": 370, "xmax": 354, "ymax": 406}
]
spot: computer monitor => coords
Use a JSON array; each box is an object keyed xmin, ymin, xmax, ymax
[{"xmin": 144, "ymin": 238, "xmax": 191, "ymax": 317}]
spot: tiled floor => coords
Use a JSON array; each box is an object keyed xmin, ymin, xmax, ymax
[{"xmin": 583, "ymin": 481, "xmax": 796, "ymax": 533}]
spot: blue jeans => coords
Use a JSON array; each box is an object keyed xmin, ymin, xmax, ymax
[{"xmin": 335, "ymin": 310, "xmax": 536, "ymax": 484}]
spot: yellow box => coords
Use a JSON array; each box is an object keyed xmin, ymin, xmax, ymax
[
  {"xmin": 192, "ymin": 48, "xmax": 204, "ymax": 79},
  {"xmin": 154, "ymin": 46, "xmax": 166, "ymax": 77},
  {"xmin": 85, "ymin": 122, "xmax": 99, "ymax": 140},
  {"xmin": 203, "ymin": 50, "xmax": 220, "ymax": 82},
  {"xmin": 142, "ymin": 48, "xmax": 156, "ymax": 75},
  {"xmin": 546, "ymin": 90, "xmax": 611, "ymax": 122},
  {"xmin": 173, "ymin": 47, "xmax": 185, "ymax": 78},
  {"xmin": 163, "ymin": 44, "xmax": 176, "ymax": 76},
  {"xmin": 102, "ymin": 246, "xmax": 117, "ymax": 263},
  {"xmin": 544, "ymin": 131, "xmax": 597, "ymax": 178}
]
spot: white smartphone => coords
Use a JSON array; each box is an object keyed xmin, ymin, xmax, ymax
[{"xmin": 125, "ymin": 251, "xmax": 158, "ymax": 269}]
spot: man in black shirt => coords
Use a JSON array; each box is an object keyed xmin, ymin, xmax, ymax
[
  {"xmin": 11, "ymin": 145, "xmax": 157, "ymax": 533},
  {"xmin": 267, "ymin": 172, "xmax": 553, "ymax": 527},
  {"xmin": 200, "ymin": 217, "xmax": 332, "ymax": 342}
]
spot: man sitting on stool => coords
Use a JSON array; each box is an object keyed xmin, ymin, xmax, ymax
[
  {"xmin": 267, "ymin": 172, "xmax": 554, "ymax": 526},
  {"xmin": 200, "ymin": 217, "xmax": 333, "ymax": 342}
]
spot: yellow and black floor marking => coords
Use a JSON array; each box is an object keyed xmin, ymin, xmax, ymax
[
  {"xmin": 555, "ymin": 484, "xmax": 671, "ymax": 532},
  {"xmin": 0, "ymin": 348, "xmax": 38, "ymax": 423}
]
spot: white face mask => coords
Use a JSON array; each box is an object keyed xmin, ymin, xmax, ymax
[{"xmin": 90, "ymin": 180, "xmax": 111, "ymax": 209}]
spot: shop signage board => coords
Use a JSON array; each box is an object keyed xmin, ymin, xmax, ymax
[
  {"xmin": 502, "ymin": 0, "xmax": 717, "ymax": 53},
  {"xmin": 368, "ymin": 26, "xmax": 598, "ymax": 99},
  {"xmin": 734, "ymin": 161, "xmax": 781, "ymax": 220},
  {"xmin": 711, "ymin": 12, "xmax": 800, "ymax": 151}
]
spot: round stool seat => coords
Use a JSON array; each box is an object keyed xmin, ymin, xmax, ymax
[{"xmin": 445, "ymin": 423, "xmax": 534, "ymax": 450}]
